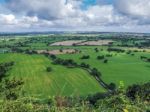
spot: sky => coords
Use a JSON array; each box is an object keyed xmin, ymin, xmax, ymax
[{"xmin": 0, "ymin": 0, "xmax": 150, "ymax": 32}]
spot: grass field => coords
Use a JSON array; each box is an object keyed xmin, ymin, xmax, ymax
[
  {"xmin": 0, "ymin": 36, "xmax": 150, "ymax": 98},
  {"xmin": 0, "ymin": 53, "xmax": 104, "ymax": 98},
  {"xmin": 57, "ymin": 46, "xmax": 150, "ymax": 86}
]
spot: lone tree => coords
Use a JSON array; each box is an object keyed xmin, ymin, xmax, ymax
[
  {"xmin": 47, "ymin": 67, "xmax": 52, "ymax": 72},
  {"xmin": 80, "ymin": 55, "xmax": 90, "ymax": 59},
  {"xmin": 94, "ymin": 48, "xmax": 99, "ymax": 52},
  {"xmin": 104, "ymin": 59, "xmax": 108, "ymax": 63},
  {"xmin": 108, "ymin": 83, "xmax": 116, "ymax": 90},
  {"xmin": 91, "ymin": 68, "xmax": 102, "ymax": 78},
  {"xmin": 97, "ymin": 55, "xmax": 104, "ymax": 60}
]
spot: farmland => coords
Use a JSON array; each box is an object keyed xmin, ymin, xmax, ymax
[
  {"xmin": 0, "ymin": 53, "xmax": 104, "ymax": 98},
  {"xmin": 0, "ymin": 33, "xmax": 150, "ymax": 111}
]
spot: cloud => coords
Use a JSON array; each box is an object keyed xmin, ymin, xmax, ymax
[
  {"xmin": 115, "ymin": 0, "xmax": 150, "ymax": 24},
  {"xmin": 0, "ymin": 0, "xmax": 149, "ymax": 32},
  {"xmin": 5, "ymin": 0, "xmax": 77, "ymax": 20}
]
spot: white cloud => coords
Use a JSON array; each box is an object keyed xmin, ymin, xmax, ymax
[
  {"xmin": 115, "ymin": 0, "xmax": 150, "ymax": 24},
  {"xmin": 0, "ymin": 0, "xmax": 149, "ymax": 32}
]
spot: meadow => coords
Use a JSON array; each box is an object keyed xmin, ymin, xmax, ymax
[
  {"xmin": 0, "ymin": 53, "xmax": 104, "ymax": 98},
  {"xmin": 0, "ymin": 34, "xmax": 150, "ymax": 98},
  {"xmin": 58, "ymin": 46, "xmax": 150, "ymax": 86}
]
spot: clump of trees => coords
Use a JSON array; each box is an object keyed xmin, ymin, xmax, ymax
[
  {"xmin": 94, "ymin": 48, "xmax": 99, "ymax": 52},
  {"xmin": 126, "ymin": 50, "xmax": 132, "ymax": 54},
  {"xmin": 126, "ymin": 82, "xmax": 150, "ymax": 101},
  {"xmin": 97, "ymin": 56, "xmax": 108, "ymax": 63},
  {"xmin": 50, "ymin": 54, "xmax": 57, "ymax": 60},
  {"xmin": 107, "ymin": 48, "xmax": 125, "ymax": 53},
  {"xmin": 105, "ymin": 54, "xmax": 112, "ymax": 57},
  {"xmin": 24, "ymin": 49, "xmax": 37, "ymax": 55},
  {"xmin": 97, "ymin": 55, "xmax": 104, "ymax": 60},
  {"xmin": 140, "ymin": 56, "xmax": 150, "ymax": 62},
  {"xmin": 0, "ymin": 78, "xmax": 24, "ymax": 100},
  {"xmin": 90, "ymin": 68, "xmax": 102, "ymax": 78},
  {"xmin": 0, "ymin": 62, "xmax": 14, "ymax": 81},
  {"xmin": 80, "ymin": 55, "xmax": 90, "ymax": 59},
  {"xmin": 11, "ymin": 47, "xmax": 37, "ymax": 55},
  {"xmin": 80, "ymin": 62, "xmax": 90, "ymax": 68},
  {"xmin": 52, "ymin": 58, "xmax": 77, "ymax": 67}
]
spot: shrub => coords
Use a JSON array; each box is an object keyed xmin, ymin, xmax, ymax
[
  {"xmin": 104, "ymin": 59, "xmax": 108, "ymax": 63},
  {"xmin": 107, "ymin": 48, "xmax": 125, "ymax": 53},
  {"xmin": 46, "ymin": 67, "xmax": 52, "ymax": 72},
  {"xmin": 80, "ymin": 63, "xmax": 90, "ymax": 68},
  {"xmin": 126, "ymin": 82, "xmax": 150, "ymax": 101},
  {"xmin": 80, "ymin": 55, "xmax": 90, "ymax": 59},
  {"xmin": 94, "ymin": 48, "xmax": 99, "ymax": 52},
  {"xmin": 0, "ymin": 78, "xmax": 24, "ymax": 100},
  {"xmin": 108, "ymin": 83, "xmax": 116, "ymax": 90},
  {"xmin": 91, "ymin": 68, "xmax": 101, "ymax": 77},
  {"xmin": 50, "ymin": 54, "xmax": 57, "ymax": 60},
  {"xmin": 97, "ymin": 55, "xmax": 104, "ymax": 60}
]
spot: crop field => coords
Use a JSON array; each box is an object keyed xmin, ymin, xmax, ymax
[
  {"xmin": 0, "ymin": 53, "xmax": 104, "ymax": 98},
  {"xmin": 0, "ymin": 34, "xmax": 150, "ymax": 99}
]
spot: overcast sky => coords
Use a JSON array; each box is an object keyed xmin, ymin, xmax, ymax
[{"xmin": 0, "ymin": 0, "xmax": 150, "ymax": 32}]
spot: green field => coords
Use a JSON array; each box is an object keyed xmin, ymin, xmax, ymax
[
  {"xmin": 0, "ymin": 53, "xmax": 104, "ymax": 98},
  {"xmin": 0, "ymin": 35, "xmax": 150, "ymax": 98},
  {"xmin": 58, "ymin": 46, "xmax": 150, "ymax": 86}
]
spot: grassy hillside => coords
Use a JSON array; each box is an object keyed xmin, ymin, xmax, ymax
[
  {"xmin": 58, "ymin": 46, "xmax": 150, "ymax": 86},
  {"xmin": 0, "ymin": 53, "xmax": 104, "ymax": 98}
]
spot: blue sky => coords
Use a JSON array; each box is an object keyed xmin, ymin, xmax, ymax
[
  {"xmin": 0, "ymin": 0, "xmax": 5, "ymax": 3},
  {"xmin": 82, "ymin": 0, "xmax": 114, "ymax": 9},
  {"xmin": 0, "ymin": 0, "xmax": 150, "ymax": 32}
]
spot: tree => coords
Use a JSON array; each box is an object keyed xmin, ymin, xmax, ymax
[
  {"xmin": 80, "ymin": 62, "xmax": 90, "ymax": 68},
  {"xmin": 108, "ymin": 83, "xmax": 116, "ymax": 90},
  {"xmin": 0, "ymin": 78, "xmax": 24, "ymax": 100},
  {"xmin": 104, "ymin": 59, "xmax": 108, "ymax": 63},
  {"xmin": 80, "ymin": 55, "xmax": 90, "ymax": 59},
  {"xmin": 47, "ymin": 67, "xmax": 52, "ymax": 72},
  {"xmin": 94, "ymin": 48, "xmax": 99, "ymax": 52},
  {"xmin": 97, "ymin": 55, "xmax": 104, "ymax": 60},
  {"xmin": 126, "ymin": 82, "xmax": 150, "ymax": 101},
  {"xmin": 50, "ymin": 54, "xmax": 57, "ymax": 60},
  {"xmin": 91, "ymin": 68, "xmax": 101, "ymax": 77}
]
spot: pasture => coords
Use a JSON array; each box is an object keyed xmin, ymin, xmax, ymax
[
  {"xmin": 0, "ymin": 53, "xmax": 104, "ymax": 98},
  {"xmin": 0, "ymin": 35, "xmax": 150, "ymax": 98},
  {"xmin": 57, "ymin": 46, "xmax": 150, "ymax": 86}
]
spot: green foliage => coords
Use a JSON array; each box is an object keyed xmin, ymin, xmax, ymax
[
  {"xmin": 97, "ymin": 55, "xmax": 104, "ymax": 60},
  {"xmin": 80, "ymin": 55, "xmax": 90, "ymax": 59},
  {"xmin": 0, "ymin": 53, "xmax": 104, "ymax": 97},
  {"xmin": 126, "ymin": 82, "xmax": 150, "ymax": 101},
  {"xmin": 46, "ymin": 67, "xmax": 52, "ymax": 72},
  {"xmin": 0, "ymin": 78, "xmax": 24, "ymax": 100},
  {"xmin": 0, "ymin": 62, "xmax": 14, "ymax": 81}
]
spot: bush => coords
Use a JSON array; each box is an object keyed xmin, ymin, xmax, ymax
[
  {"xmin": 80, "ymin": 63, "xmax": 90, "ymax": 68},
  {"xmin": 126, "ymin": 82, "xmax": 150, "ymax": 101},
  {"xmin": 46, "ymin": 67, "xmax": 52, "ymax": 72},
  {"xmin": 94, "ymin": 48, "xmax": 99, "ymax": 52},
  {"xmin": 104, "ymin": 59, "xmax": 108, "ymax": 63},
  {"xmin": 50, "ymin": 54, "xmax": 57, "ymax": 60},
  {"xmin": 0, "ymin": 78, "xmax": 24, "ymax": 100},
  {"xmin": 108, "ymin": 83, "xmax": 116, "ymax": 90},
  {"xmin": 80, "ymin": 55, "xmax": 90, "ymax": 59},
  {"xmin": 97, "ymin": 55, "xmax": 104, "ymax": 60},
  {"xmin": 91, "ymin": 68, "xmax": 101, "ymax": 77},
  {"xmin": 107, "ymin": 48, "xmax": 125, "ymax": 53}
]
